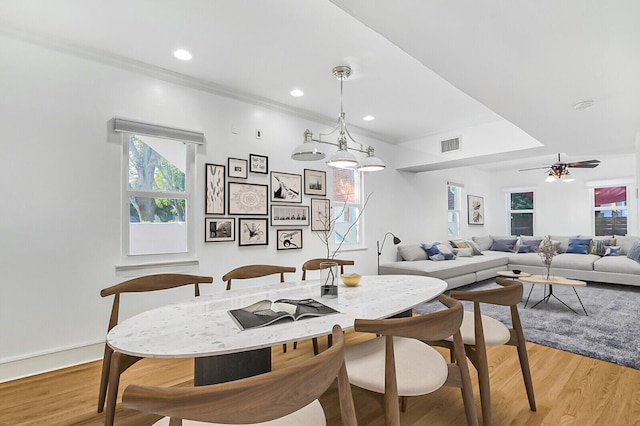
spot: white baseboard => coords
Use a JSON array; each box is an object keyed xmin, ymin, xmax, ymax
[{"xmin": 0, "ymin": 342, "xmax": 104, "ymax": 383}]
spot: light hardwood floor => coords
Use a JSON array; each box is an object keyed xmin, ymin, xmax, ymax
[{"xmin": 2, "ymin": 331, "xmax": 639, "ymax": 425}]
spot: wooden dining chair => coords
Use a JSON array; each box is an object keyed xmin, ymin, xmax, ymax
[
  {"xmin": 430, "ymin": 278, "xmax": 536, "ymax": 426},
  {"xmin": 222, "ymin": 264, "xmax": 296, "ymax": 352},
  {"xmin": 301, "ymin": 258, "xmax": 355, "ymax": 355},
  {"xmin": 98, "ymin": 273, "xmax": 213, "ymax": 425},
  {"xmin": 122, "ymin": 324, "xmax": 357, "ymax": 426},
  {"xmin": 344, "ymin": 294, "xmax": 478, "ymax": 426}
]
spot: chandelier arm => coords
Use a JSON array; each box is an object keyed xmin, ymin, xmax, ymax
[{"xmin": 309, "ymin": 137, "xmax": 368, "ymax": 154}]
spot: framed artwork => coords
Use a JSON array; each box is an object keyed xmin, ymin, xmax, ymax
[
  {"xmin": 270, "ymin": 171, "xmax": 302, "ymax": 203},
  {"xmin": 467, "ymin": 195, "xmax": 485, "ymax": 225},
  {"xmin": 249, "ymin": 153, "xmax": 268, "ymax": 174},
  {"xmin": 304, "ymin": 169, "xmax": 326, "ymax": 196},
  {"xmin": 204, "ymin": 218, "xmax": 234, "ymax": 242},
  {"xmin": 228, "ymin": 157, "xmax": 248, "ymax": 179},
  {"xmin": 205, "ymin": 163, "xmax": 225, "ymax": 215},
  {"xmin": 311, "ymin": 198, "xmax": 331, "ymax": 231},
  {"xmin": 228, "ymin": 182, "xmax": 269, "ymax": 215},
  {"xmin": 238, "ymin": 218, "xmax": 269, "ymax": 246},
  {"xmin": 271, "ymin": 205, "xmax": 309, "ymax": 226},
  {"xmin": 277, "ymin": 229, "xmax": 303, "ymax": 250}
]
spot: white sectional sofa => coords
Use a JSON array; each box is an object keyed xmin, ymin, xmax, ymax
[{"xmin": 379, "ymin": 234, "xmax": 640, "ymax": 289}]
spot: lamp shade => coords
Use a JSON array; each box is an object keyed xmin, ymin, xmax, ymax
[
  {"xmin": 327, "ymin": 148, "xmax": 358, "ymax": 168},
  {"xmin": 291, "ymin": 130, "xmax": 326, "ymax": 161},
  {"xmin": 358, "ymin": 148, "xmax": 385, "ymax": 172}
]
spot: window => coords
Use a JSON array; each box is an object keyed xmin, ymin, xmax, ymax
[
  {"xmin": 114, "ymin": 118, "xmax": 202, "ymax": 259},
  {"xmin": 508, "ymin": 192, "xmax": 534, "ymax": 235},
  {"xmin": 332, "ymin": 168, "xmax": 363, "ymax": 246},
  {"xmin": 447, "ymin": 184, "xmax": 461, "ymax": 237},
  {"xmin": 593, "ymin": 186, "xmax": 627, "ymax": 236}
]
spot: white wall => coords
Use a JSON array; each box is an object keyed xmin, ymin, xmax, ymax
[
  {"xmin": 0, "ymin": 34, "xmax": 400, "ymax": 380},
  {"xmin": 487, "ymin": 155, "xmax": 637, "ymax": 236}
]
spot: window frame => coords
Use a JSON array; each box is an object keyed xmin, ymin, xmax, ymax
[
  {"xmin": 447, "ymin": 183, "xmax": 462, "ymax": 237},
  {"xmin": 507, "ymin": 190, "xmax": 535, "ymax": 236},
  {"xmin": 331, "ymin": 167, "xmax": 365, "ymax": 251},
  {"xmin": 591, "ymin": 185, "xmax": 629, "ymax": 236},
  {"xmin": 118, "ymin": 132, "xmax": 197, "ymax": 266}
]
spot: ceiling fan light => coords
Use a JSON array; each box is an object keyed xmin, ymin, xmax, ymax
[{"xmin": 561, "ymin": 172, "xmax": 574, "ymax": 182}]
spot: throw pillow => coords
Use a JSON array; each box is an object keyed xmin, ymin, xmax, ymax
[
  {"xmin": 449, "ymin": 240, "xmax": 471, "ymax": 249},
  {"xmin": 453, "ymin": 247, "xmax": 473, "ymax": 257},
  {"xmin": 604, "ymin": 245, "xmax": 621, "ymax": 256},
  {"xmin": 566, "ymin": 238, "xmax": 592, "ymax": 254},
  {"xmin": 521, "ymin": 239, "xmax": 542, "ymax": 251},
  {"xmin": 589, "ymin": 238, "xmax": 616, "ymax": 256},
  {"xmin": 435, "ymin": 243, "xmax": 456, "ymax": 260},
  {"xmin": 465, "ymin": 239, "xmax": 484, "ymax": 256},
  {"xmin": 489, "ymin": 238, "xmax": 518, "ymax": 252},
  {"xmin": 398, "ymin": 244, "xmax": 428, "ymax": 261},
  {"xmin": 626, "ymin": 241, "xmax": 640, "ymax": 263},
  {"xmin": 516, "ymin": 245, "xmax": 531, "ymax": 253},
  {"xmin": 420, "ymin": 243, "xmax": 440, "ymax": 258},
  {"xmin": 429, "ymin": 253, "xmax": 446, "ymax": 261}
]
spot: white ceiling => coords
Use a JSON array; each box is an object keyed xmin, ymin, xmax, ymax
[{"xmin": 1, "ymin": 0, "xmax": 638, "ymax": 170}]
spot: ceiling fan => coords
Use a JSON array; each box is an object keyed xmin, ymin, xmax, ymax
[{"xmin": 519, "ymin": 153, "xmax": 600, "ymax": 182}]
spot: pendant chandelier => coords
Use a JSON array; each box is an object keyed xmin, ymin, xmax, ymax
[{"xmin": 290, "ymin": 66, "xmax": 386, "ymax": 172}]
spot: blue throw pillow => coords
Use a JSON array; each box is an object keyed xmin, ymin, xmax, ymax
[
  {"xmin": 490, "ymin": 238, "xmax": 518, "ymax": 252},
  {"xmin": 627, "ymin": 241, "xmax": 640, "ymax": 262},
  {"xmin": 566, "ymin": 238, "xmax": 592, "ymax": 254},
  {"xmin": 517, "ymin": 245, "xmax": 531, "ymax": 253},
  {"xmin": 605, "ymin": 245, "xmax": 620, "ymax": 256},
  {"xmin": 421, "ymin": 243, "xmax": 440, "ymax": 258}
]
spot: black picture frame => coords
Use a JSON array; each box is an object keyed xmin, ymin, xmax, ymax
[
  {"xmin": 238, "ymin": 218, "xmax": 269, "ymax": 246},
  {"xmin": 304, "ymin": 169, "xmax": 326, "ymax": 196},
  {"xmin": 270, "ymin": 205, "xmax": 309, "ymax": 226},
  {"xmin": 205, "ymin": 217, "xmax": 234, "ymax": 242},
  {"xmin": 467, "ymin": 195, "xmax": 485, "ymax": 225},
  {"xmin": 311, "ymin": 198, "xmax": 331, "ymax": 231},
  {"xmin": 205, "ymin": 163, "xmax": 225, "ymax": 215},
  {"xmin": 249, "ymin": 153, "xmax": 269, "ymax": 174},
  {"xmin": 228, "ymin": 157, "xmax": 248, "ymax": 179},
  {"xmin": 270, "ymin": 171, "xmax": 302, "ymax": 203},
  {"xmin": 228, "ymin": 182, "xmax": 269, "ymax": 215},
  {"xmin": 277, "ymin": 229, "xmax": 303, "ymax": 250}
]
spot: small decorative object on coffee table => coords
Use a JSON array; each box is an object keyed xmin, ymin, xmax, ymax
[
  {"xmin": 497, "ymin": 270, "xmax": 531, "ymax": 279},
  {"xmin": 537, "ymin": 237, "xmax": 558, "ymax": 279}
]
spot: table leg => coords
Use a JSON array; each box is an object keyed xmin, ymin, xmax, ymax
[
  {"xmin": 573, "ymin": 287, "xmax": 588, "ymax": 316},
  {"xmin": 194, "ymin": 347, "xmax": 271, "ymax": 386},
  {"xmin": 524, "ymin": 283, "xmax": 535, "ymax": 308}
]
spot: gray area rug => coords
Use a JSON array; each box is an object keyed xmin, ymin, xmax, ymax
[{"xmin": 413, "ymin": 279, "xmax": 640, "ymax": 370}]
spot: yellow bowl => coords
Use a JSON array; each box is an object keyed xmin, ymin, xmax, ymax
[{"xmin": 341, "ymin": 273, "xmax": 362, "ymax": 287}]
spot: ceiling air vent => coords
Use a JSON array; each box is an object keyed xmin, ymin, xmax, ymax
[{"xmin": 441, "ymin": 137, "xmax": 461, "ymax": 153}]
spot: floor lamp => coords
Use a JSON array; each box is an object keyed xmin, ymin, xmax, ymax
[{"xmin": 377, "ymin": 232, "xmax": 401, "ymax": 275}]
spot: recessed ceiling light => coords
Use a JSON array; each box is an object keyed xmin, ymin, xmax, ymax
[
  {"xmin": 290, "ymin": 89, "xmax": 304, "ymax": 97},
  {"xmin": 363, "ymin": 115, "xmax": 375, "ymax": 121},
  {"xmin": 173, "ymin": 49, "xmax": 192, "ymax": 61},
  {"xmin": 573, "ymin": 99, "xmax": 594, "ymax": 110}
]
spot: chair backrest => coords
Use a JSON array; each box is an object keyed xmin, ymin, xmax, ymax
[
  {"xmin": 122, "ymin": 325, "xmax": 357, "ymax": 425},
  {"xmin": 100, "ymin": 274, "xmax": 213, "ymax": 332},
  {"xmin": 450, "ymin": 278, "xmax": 524, "ymax": 337},
  {"xmin": 222, "ymin": 264, "xmax": 296, "ymax": 290},
  {"xmin": 301, "ymin": 258, "xmax": 355, "ymax": 280}
]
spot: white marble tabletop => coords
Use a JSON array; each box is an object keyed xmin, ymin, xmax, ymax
[{"xmin": 107, "ymin": 275, "xmax": 447, "ymax": 358}]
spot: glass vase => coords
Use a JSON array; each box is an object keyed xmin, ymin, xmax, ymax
[{"xmin": 320, "ymin": 261, "xmax": 339, "ymax": 298}]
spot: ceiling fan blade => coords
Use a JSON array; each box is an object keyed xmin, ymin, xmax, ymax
[
  {"xmin": 519, "ymin": 166, "xmax": 551, "ymax": 171},
  {"xmin": 567, "ymin": 160, "xmax": 600, "ymax": 168}
]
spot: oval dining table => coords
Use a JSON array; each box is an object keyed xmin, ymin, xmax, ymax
[{"xmin": 105, "ymin": 274, "xmax": 447, "ymax": 424}]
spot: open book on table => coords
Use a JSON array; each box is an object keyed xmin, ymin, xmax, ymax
[{"xmin": 229, "ymin": 298, "xmax": 339, "ymax": 330}]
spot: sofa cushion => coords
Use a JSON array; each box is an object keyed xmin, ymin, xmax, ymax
[
  {"xmin": 453, "ymin": 247, "xmax": 473, "ymax": 257},
  {"xmin": 588, "ymin": 237, "xmax": 616, "ymax": 256},
  {"xmin": 506, "ymin": 252, "xmax": 544, "ymax": 266},
  {"xmin": 605, "ymin": 245, "xmax": 621, "ymax": 256},
  {"xmin": 398, "ymin": 244, "xmax": 428, "ymax": 261},
  {"xmin": 548, "ymin": 235, "xmax": 574, "ymax": 253},
  {"xmin": 490, "ymin": 238, "xmax": 518, "ymax": 252},
  {"xmin": 614, "ymin": 235, "xmax": 640, "ymax": 255},
  {"xmin": 594, "ymin": 255, "xmax": 640, "ymax": 274},
  {"xmin": 472, "ymin": 235, "xmax": 493, "ymax": 251},
  {"xmin": 627, "ymin": 240, "xmax": 640, "ymax": 263},
  {"xmin": 550, "ymin": 253, "xmax": 600, "ymax": 271},
  {"xmin": 566, "ymin": 238, "xmax": 592, "ymax": 254},
  {"xmin": 451, "ymin": 239, "xmax": 483, "ymax": 255}
]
